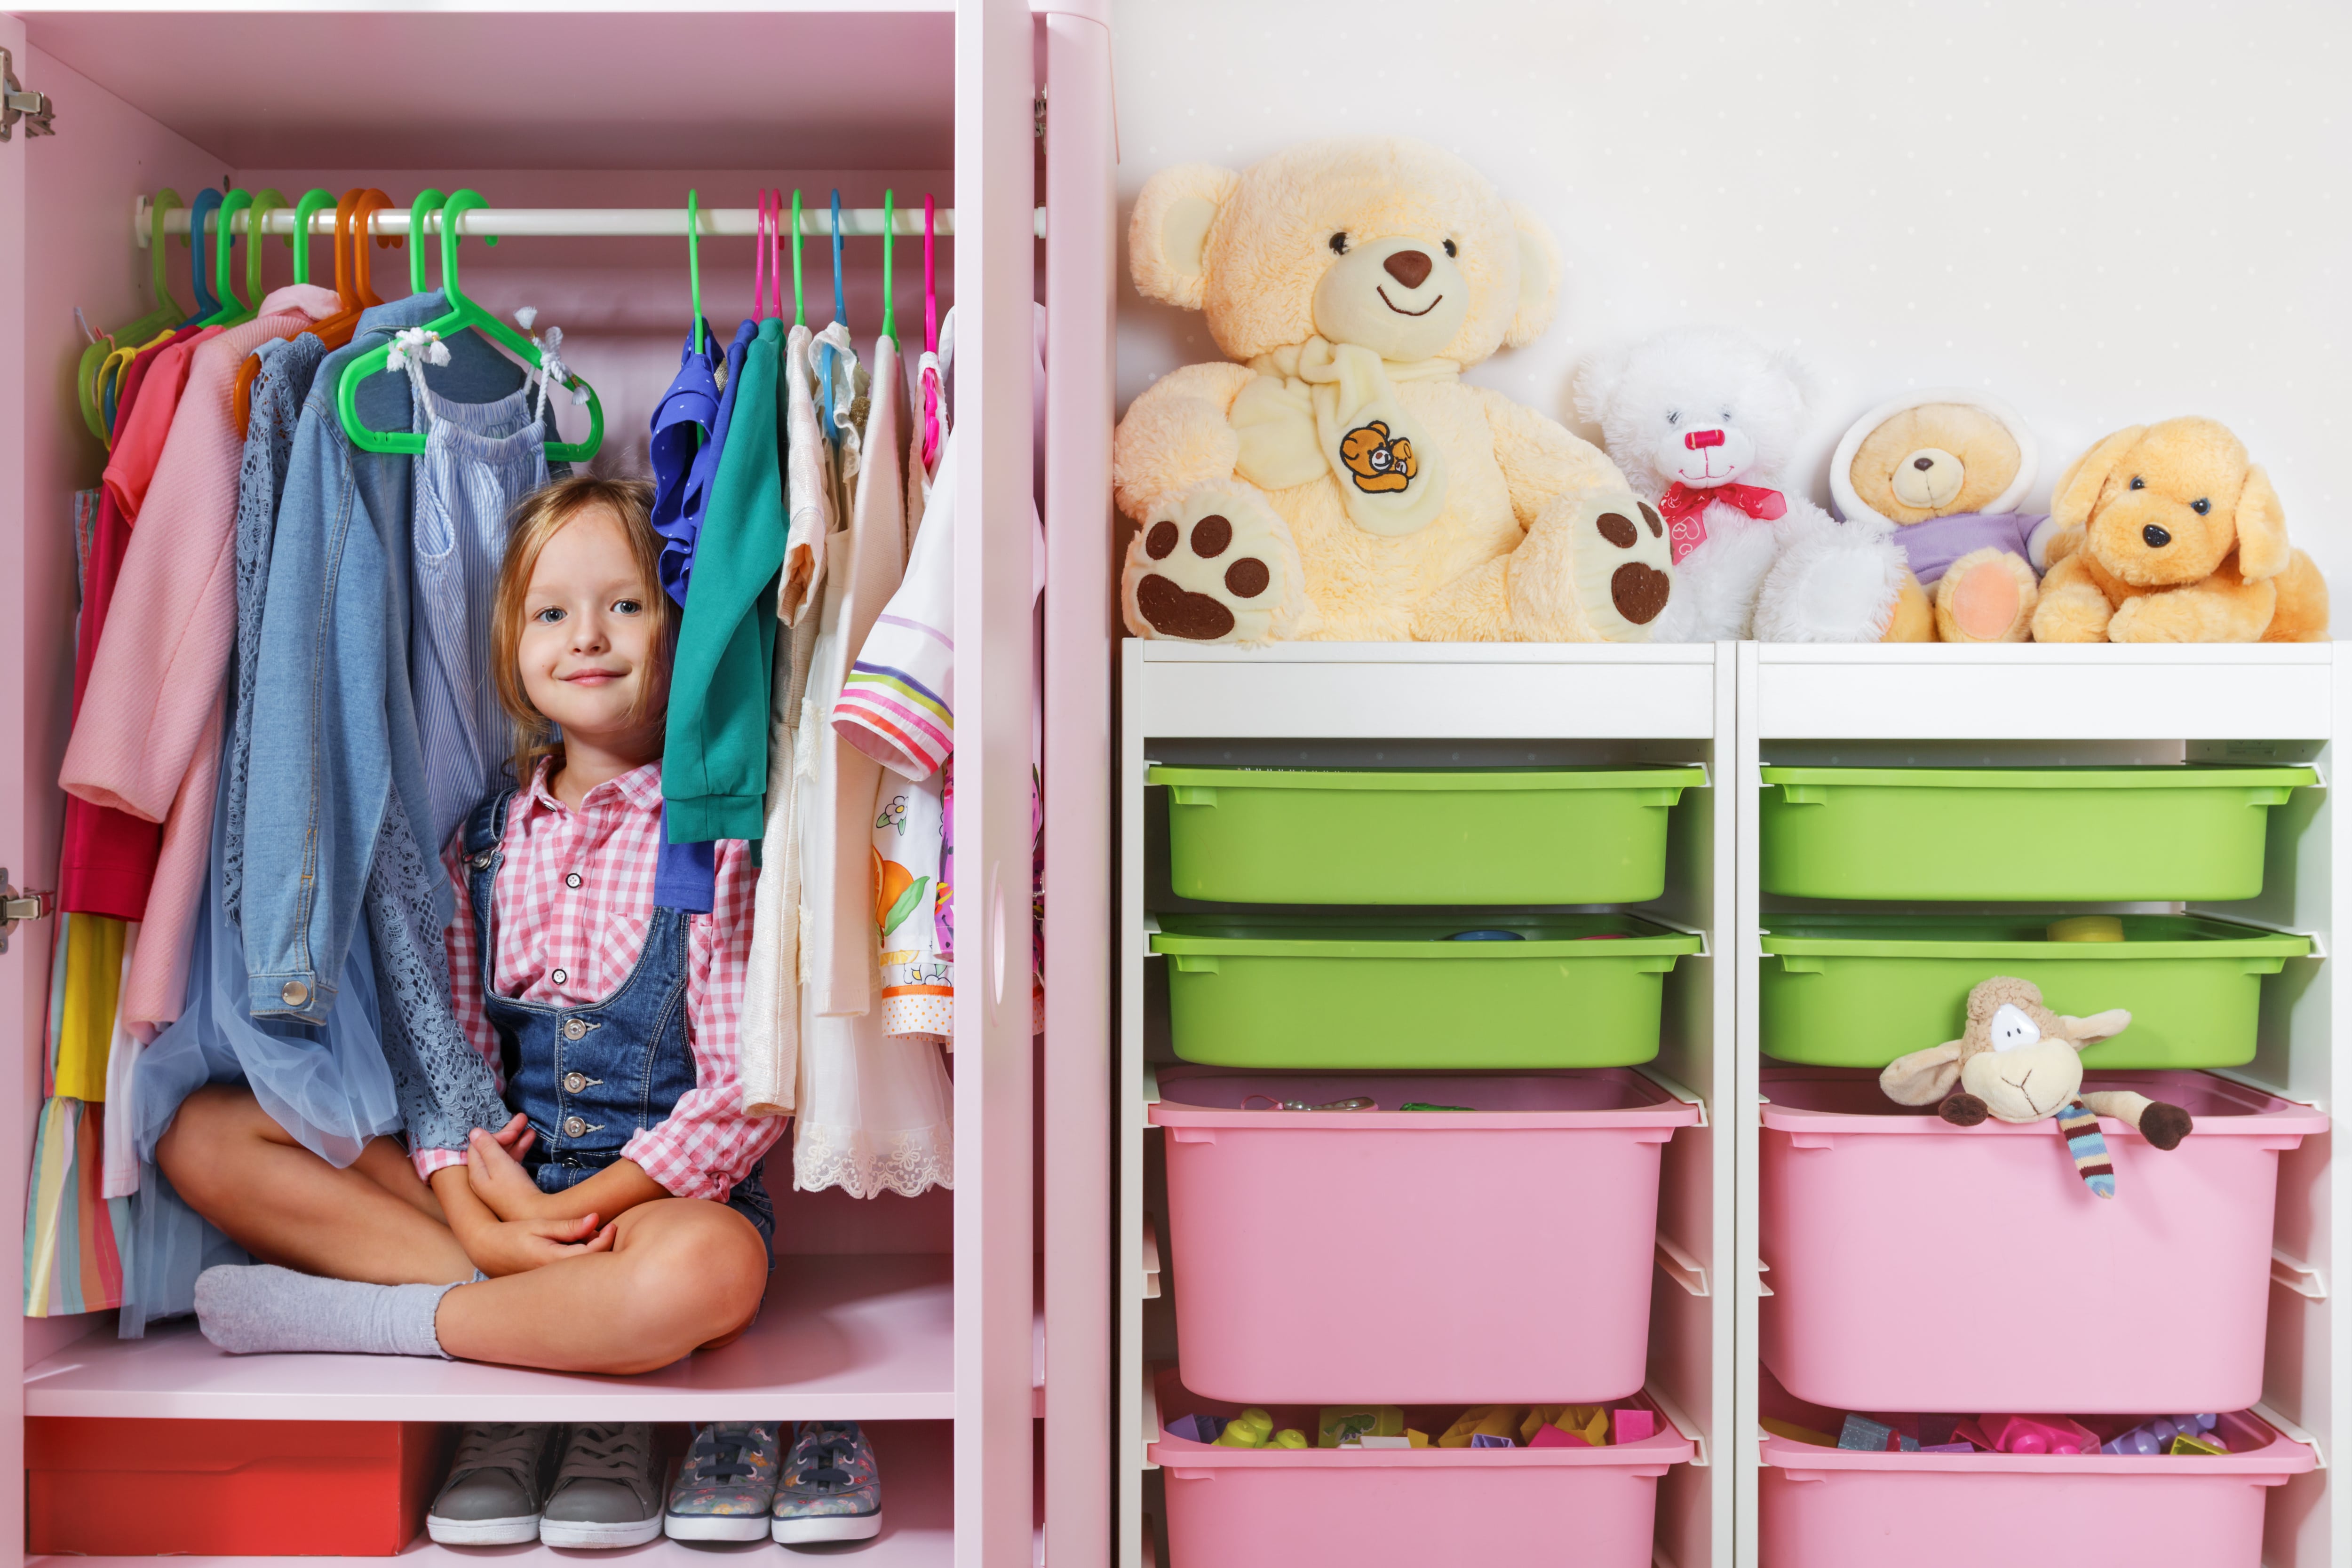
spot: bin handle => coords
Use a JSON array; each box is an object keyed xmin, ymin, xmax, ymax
[
  {"xmin": 1171, "ymin": 955, "xmax": 1222, "ymax": 974},
  {"xmin": 1774, "ymin": 954, "xmax": 1827, "ymax": 975},
  {"xmin": 1166, "ymin": 1126, "xmax": 1218, "ymax": 1145},
  {"xmin": 1169, "ymin": 785, "xmax": 1218, "ymax": 808},
  {"xmin": 2246, "ymin": 786, "xmax": 2297, "ymax": 807},
  {"xmin": 2241, "ymin": 958, "xmax": 2288, "ymax": 976},
  {"xmin": 1164, "ymin": 1468, "xmax": 1216, "ymax": 1482},
  {"xmin": 1776, "ymin": 784, "xmax": 1828, "ymax": 806}
]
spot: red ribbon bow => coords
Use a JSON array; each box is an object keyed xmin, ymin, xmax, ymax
[{"xmin": 1656, "ymin": 481, "xmax": 1788, "ymax": 563}]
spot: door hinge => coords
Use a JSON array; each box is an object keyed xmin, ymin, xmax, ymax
[
  {"xmin": 0, "ymin": 870, "xmax": 54, "ymax": 954},
  {"xmin": 0, "ymin": 48, "xmax": 56, "ymax": 142},
  {"xmin": 1034, "ymin": 86, "xmax": 1048, "ymax": 140}
]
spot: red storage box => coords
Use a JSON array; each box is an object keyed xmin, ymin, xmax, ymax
[{"xmin": 28, "ymin": 1418, "xmax": 449, "ymax": 1556}]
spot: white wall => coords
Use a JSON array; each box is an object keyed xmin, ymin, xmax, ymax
[{"xmin": 1111, "ymin": 0, "xmax": 2350, "ymax": 584}]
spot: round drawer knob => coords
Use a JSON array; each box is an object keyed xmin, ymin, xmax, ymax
[
  {"xmin": 563, "ymin": 1116, "xmax": 587, "ymax": 1138},
  {"xmin": 564, "ymin": 1071, "xmax": 588, "ymax": 1093}
]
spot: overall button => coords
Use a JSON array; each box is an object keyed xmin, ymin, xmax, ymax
[
  {"xmin": 562, "ymin": 1017, "xmax": 588, "ymax": 1040},
  {"xmin": 563, "ymin": 1116, "xmax": 587, "ymax": 1138},
  {"xmin": 471, "ymin": 853, "xmax": 493, "ymax": 871},
  {"xmin": 279, "ymin": 980, "xmax": 310, "ymax": 1008},
  {"xmin": 564, "ymin": 1070, "xmax": 588, "ymax": 1093},
  {"xmin": 565, "ymin": 872, "xmax": 582, "ymax": 888},
  {"xmin": 551, "ymin": 967, "xmax": 568, "ymax": 985}
]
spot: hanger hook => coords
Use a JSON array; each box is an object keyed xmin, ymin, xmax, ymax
[
  {"xmin": 923, "ymin": 193, "xmax": 938, "ymax": 356},
  {"xmin": 438, "ymin": 190, "xmax": 492, "ymax": 315},
  {"xmin": 185, "ymin": 188, "xmax": 223, "ymax": 319},
  {"xmin": 408, "ymin": 188, "xmax": 448, "ymax": 295},
  {"xmin": 147, "ymin": 187, "xmax": 186, "ymax": 316},
  {"xmin": 791, "ymin": 189, "xmax": 806, "ymax": 327},
  {"xmin": 214, "ymin": 188, "xmax": 254, "ymax": 317},
  {"xmin": 829, "ymin": 189, "xmax": 846, "ymax": 330},
  {"xmin": 686, "ymin": 188, "xmax": 704, "ymax": 354},
  {"xmin": 243, "ymin": 188, "xmax": 288, "ymax": 305},
  {"xmin": 290, "ymin": 189, "xmax": 334, "ymax": 288},
  {"xmin": 882, "ymin": 189, "xmax": 897, "ymax": 345}
]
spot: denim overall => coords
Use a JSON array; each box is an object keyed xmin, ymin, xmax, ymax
[{"xmin": 461, "ymin": 788, "xmax": 773, "ymax": 1262}]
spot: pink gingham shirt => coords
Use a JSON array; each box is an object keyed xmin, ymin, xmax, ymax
[{"xmin": 420, "ymin": 760, "xmax": 778, "ymax": 1201}]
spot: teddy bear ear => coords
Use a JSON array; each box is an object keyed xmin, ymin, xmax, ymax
[
  {"xmin": 1572, "ymin": 341, "xmax": 1631, "ymax": 425},
  {"xmin": 1767, "ymin": 346, "xmax": 1817, "ymax": 416},
  {"xmin": 2233, "ymin": 463, "xmax": 2290, "ymax": 580},
  {"xmin": 2050, "ymin": 426, "xmax": 2146, "ymax": 532},
  {"xmin": 1502, "ymin": 201, "xmax": 1561, "ymax": 348},
  {"xmin": 1128, "ymin": 163, "xmax": 1241, "ymax": 311},
  {"xmin": 1880, "ymin": 1041, "xmax": 1966, "ymax": 1107}
]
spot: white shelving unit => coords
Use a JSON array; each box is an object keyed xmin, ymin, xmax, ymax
[
  {"xmin": 1733, "ymin": 642, "xmax": 2348, "ymax": 1568},
  {"xmin": 1117, "ymin": 639, "xmax": 1738, "ymax": 1568}
]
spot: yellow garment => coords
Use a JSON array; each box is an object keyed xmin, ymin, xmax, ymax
[{"xmin": 54, "ymin": 914, "xmax": 127, "ymax": 1101}]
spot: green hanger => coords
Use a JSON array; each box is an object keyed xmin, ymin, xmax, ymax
[
  {"xmin": 686, "ymin": 189, "xmax": 704, "ymax": 356},
  {"xmin": 77, "ymin": 189, "xmax": 189, "ymax": 439},
  {"xmin": 335, "ymin": 188, "xmax": 603, "ymax": 462},
  {"xmin": 290, "ymin": 189, "xmax": 335, "ymax": 285},
  {"xmin": 243, "ymin": 188, "xmax": 288, "ymax": 305},
  {"xmin": 791, "ymin": 189, "xmax": 806, "ymax": 327},
  {"xmin": 881, "ymin": 189, "xmax": 898, "ymax": 345},
  {"xmin": 408, "ymin": 188, "xmax": 447, "ymax": 294},
  {"xmin": 199, "ymin": 189, "xmax": 257, "ymax": 325}
]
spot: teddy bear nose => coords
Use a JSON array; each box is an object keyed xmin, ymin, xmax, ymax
[
  {"xmin": 2143, "ymin": 524, "xmax": 2172, "ymax": 548},
  {"xmin": 1383, "ymin": 249, "xmax": 1433, "ymax": 289},
  {"xmin": 1913, "ymin": 456, "xmax": 1935, "ymax": 471}
]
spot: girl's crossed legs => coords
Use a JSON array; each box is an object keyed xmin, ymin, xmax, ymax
[{"xmin": 159, "ymin": 1085, "xmax": 768, "ymax": 1375}]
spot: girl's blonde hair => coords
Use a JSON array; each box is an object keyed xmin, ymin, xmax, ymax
[{"xmin": 491, "ymin": 474, "xmax": 670, "ymax": 789}]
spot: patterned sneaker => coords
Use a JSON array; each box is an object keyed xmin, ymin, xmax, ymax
[
  {"xmin": 664, "ymin": 1422, "xmax": 783, "ymax": 1542},
  {"xmin": 428, "ymin": 1423, "xmax": 561, "ymax": 1545},
  {"xmin": 771, "ymin": 1420, "xmax": 883, "ymax": 1544},
  {"xmin": 540, "ymin": 1423, "xmax": 663, "ymax": 1548}
]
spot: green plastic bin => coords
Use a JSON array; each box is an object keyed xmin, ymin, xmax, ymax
[
  {"xmin": 1759, "ymin": 765, "xmax": 2315, "ymax": 901},
  {"xmin": 1759, "ymin": 913, "xmax": 2310, "ymax": 1069},
  {"xmin": 1150, "ymin": 765, "xmax": 1706, "ymax": 905},
  {"xmin": 1150, "ymin": 912, "xmax": 1703, "ymax": 1069}
]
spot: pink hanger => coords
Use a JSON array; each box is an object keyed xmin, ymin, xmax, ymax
[
  {"xmin": 921, "ymin": 192, "xmax": 943, "ymax": 467},
  {"xmin": 750, "ymin": 189, "xmax": 770, "ymax": 322}
]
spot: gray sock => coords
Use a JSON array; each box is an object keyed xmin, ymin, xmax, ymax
[{"xmin": 193, "ymin": 1264, "xmax": 462, "ymax": 1358}]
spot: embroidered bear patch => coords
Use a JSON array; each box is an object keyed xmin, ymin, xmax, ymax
[{"xmin": 1339, "ymin": 420, "xmax": 1417, "ymax": 494}]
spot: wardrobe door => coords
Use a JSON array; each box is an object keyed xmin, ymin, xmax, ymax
[{"xmin": 952, "ymin": 2, "xmax": 1040, "ymax": 1565}]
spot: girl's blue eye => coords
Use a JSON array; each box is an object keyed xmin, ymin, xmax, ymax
[
  {"xmin": 612, "ymin": 599, "xmax": 643, "ymax": 616},
  {"xmin": 533, "ymin": 606, "xmax": 565, "ymax": 624}
]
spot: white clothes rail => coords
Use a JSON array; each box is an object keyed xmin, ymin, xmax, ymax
[{"xmin": 135, "ymin": 196, "xmax": 1051, "ymax": 243}]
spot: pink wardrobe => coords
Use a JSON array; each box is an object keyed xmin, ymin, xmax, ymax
[{"xmin": 0, "ymin": 4, "xmax": 1115, "ymax": 1567}]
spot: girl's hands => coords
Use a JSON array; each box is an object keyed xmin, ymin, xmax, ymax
[
  {"xmin": 468, "ymin": 1117, "xmax": 554, "ymax": 1222},
  {"xmin": 461, "ymin": 1211, "xmax": 618, "ymax": 1277}
]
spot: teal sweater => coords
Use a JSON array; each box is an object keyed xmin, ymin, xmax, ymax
[{"xmin": 666, "ymin": 317, "xmax": 785, "ymax": 841}]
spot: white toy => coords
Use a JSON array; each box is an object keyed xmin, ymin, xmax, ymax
[{"xmin": 1575, "ymin": 327, "xmax": 1847, "ymax": 642}]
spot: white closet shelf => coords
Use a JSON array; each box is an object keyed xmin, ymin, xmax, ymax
[
  {"xmin": 1133, "ymin": 639, "xmax": 1722, "ymax": 741},
  {"xmin": 23, "ymin": 1253, "xmax": 950, "ymax": 1422},
  {"xmin": 1754, "ymin": 641, "xmax": 2335, "ymax": 741},
  {"xmin": 27, "ymin": 1419, "xmax": 952, "ymax": 1567}
]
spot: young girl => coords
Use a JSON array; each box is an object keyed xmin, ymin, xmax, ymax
[{"xmin": 169, "ymin": 476, "xmax": 775, "ymax": 1375}]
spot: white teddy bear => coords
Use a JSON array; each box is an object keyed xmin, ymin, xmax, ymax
[{"xmin": 1576, "ymin": 327, "xmax": 1869, "ymax": 642}]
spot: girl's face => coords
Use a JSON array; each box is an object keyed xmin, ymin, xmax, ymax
[{"xmin": 517, "ymin": 506, "xmax": 665, "ymax": 760}]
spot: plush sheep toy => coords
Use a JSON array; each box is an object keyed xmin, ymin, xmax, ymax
[
  {"xmin": 1575, "ymin": 327, "xmax": 1849, "ymax": 642},
  {"xmin": 1113, "ymin": 137, "xmax": 1675, "ymax": 644},
  {"xmin": 1879, "ymin": 976, "xmax": 2193, "ymax": 1199}
]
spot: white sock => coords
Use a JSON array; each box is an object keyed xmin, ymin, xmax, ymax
[{"xmin": 193, "ymin": 1263, "xmax": 462, "ymax": 1358}]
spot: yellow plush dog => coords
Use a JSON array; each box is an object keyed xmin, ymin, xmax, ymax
[
  {"xmin": 2030, "ymin": 418, "xmax": 2328, "ymax": 642},
  {"xmin": 1113, "ymin": 137, "xmax": 1672, "ymax": 643}
]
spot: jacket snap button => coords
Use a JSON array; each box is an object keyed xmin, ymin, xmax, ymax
[
  {"xmin": 564, "ymin": 1116, "xmax": 587, "ymax": 1138},
  {"xmin": 564, "ymin": 1071, "xmax": 587, "ymax": 1093},
  {"xmin": 563, "ymin": 1017, "xmax": 588, "ymax": 1040},
  {"xmin": 472, "ymin": 853, "xmax": 493, "ymax": 871},
  {"xmin": 565, "ymin": 872, "xmax": 582, "ymax": 889},
  {"xmin": 551, "ymin": 967, "xmax": 568, "ymax": 985},
  {"xmin": 279, "ymin": 980, "xmax": 310, "ymax": 1007}
]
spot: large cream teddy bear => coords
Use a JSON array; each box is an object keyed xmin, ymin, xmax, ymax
[{"xmin": 1112, "ymin": 137, "xmax": 1675, "ymax": 643}]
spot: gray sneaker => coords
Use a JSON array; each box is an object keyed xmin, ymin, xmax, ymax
[
  {"xmin": 540, "ymin": 1424, "xmax": 663, "ymax": 1548},
  {"xmin": 428, "ymin": 1424, "xmax": 560, "ymax": 1545},
  {"xmin": 665, "ymin": 1422, "xmax": 783, "ymax": 1541},
  {"xmin": 772, "ymin": 1421, "xmax": 882, "ymax": 1544}
]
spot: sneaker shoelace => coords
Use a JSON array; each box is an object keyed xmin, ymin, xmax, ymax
[
  {"xmin": 795, "ymin": 1424, "xmax": 864, "ymax": 1494},
  {"xmin": 560, "ymin": 1423, "xmax": 656, "ymax": 1507},
  {"xmin": 447, "ymin": 1423, "xmax": 550, "ymax": 1493},
  {"xmin": 694, "ymin": 1424, "xmax": 766, "ymax": 1485}
]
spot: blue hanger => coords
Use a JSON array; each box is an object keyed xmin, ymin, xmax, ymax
[
  {"xmin": 183, "ymin": 188, "xmax": 224, "ymax": 322},
  {"xmin": 817, "ymin": 189, "xmax": 848, "ymax": 445}
]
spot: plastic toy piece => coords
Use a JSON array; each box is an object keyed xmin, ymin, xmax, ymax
[
  {"xmin": 2102, "ymin": 1413, "xmax": 2220, "ymax": 1456},
  {"xmin": 1165, "ymin": 1413, "xmax": 1224, "ymax": 1444},
  {"xmin": 1919, "ymin": 1442, "xmax": 1976, "ymax": 1454},
  {"xmin": 1838, "ymin": 1414, "xmax": 1897, "ymax": 1452},
  {"xmin": 1980, "ymin": 1414, "xmax": 2098, "ymax": 1456},
  {"xmin": 2170, "ymin": 1432, "xmax": 2227, "ymax": 1457},
  {"xmin": 1612, "ymin": 1409, "xmax": 1657, "ymax": 1445},
  {"xmin": 1406, "ymin": 1430, "xmax": 1429, "ymax": 1449},
  {"xmin": 1469, "ymin": 1433, "xmax": 1515, "ymax": 1449},
  {"xmin": 1529, "ymin": 1425, "xmax": 1589, "ymax": 1449},
  {"xmin": 1269, "ymin": 1429, "xmax": 1308, "ymax": 1450},
  {"xmin": 1448, "ymin": 929, "xmax": 1524, "ymax": 941},
  {"xmin": 1321, "ymin": 1405, "xmax": 1407, "ymax": 1449},
  {"xmin": 1760, "ymin": 1416, "xmax": 1837, "ymax": 1447},
  {"xmin": 1401, "ymin": 1102, "xmax": 1474, "ymax": 1112},
  {"xmin": 1349, "ymin": 1435, "xmax": 1414, "ymax": 1450},
  {"xmin": 2048, "ymin": 915, "xmax": 2126, "ymax": 942},
  {"xmin": 1438, "ymin": 1406, "xmax": 1526, "ymax": 1449},
  {"xmin": 1217, "ymin": 1408, "xmax": 1275, "ymax": 1448}
]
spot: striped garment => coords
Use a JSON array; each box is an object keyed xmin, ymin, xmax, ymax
[
  {"xmin": 833, "ymin": 435, "xmax": 956, "ymax": 781},
  {"xmin": 2056, "ymin": 1098, "xmax": 2115, "ymax": 1198}
]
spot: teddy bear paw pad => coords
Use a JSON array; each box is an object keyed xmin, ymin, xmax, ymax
[
  {"xmin": 1568, "ymin": 493, "xmax": 1675, "ymax": 635},
  {"xmin": 1124, "ymin": 485, "xmax": 1293, "ymax": 642}
]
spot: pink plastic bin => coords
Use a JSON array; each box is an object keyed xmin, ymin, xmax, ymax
[
  {"xmin": 1152, "ymin": 1369, "xmax": 1692, "ymax": 1568},
  {"xmin": 1757, "ymin": 1371, "xmax": 2313, "ymax": 1568},
  {"xmin": 1150, "ymin": 1068, "xmax": 1700, "ymax": 1403},
  {"xmin": 1760, "ymin": 1067, "xmax": 2326, "ymax": 1413}
]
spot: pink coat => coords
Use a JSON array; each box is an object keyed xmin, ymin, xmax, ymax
[{"xmin": 60, "ymin": 285, "xmax": 342, "ymax": 1025}]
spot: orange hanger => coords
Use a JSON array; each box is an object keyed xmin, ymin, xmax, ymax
[
  {"xmin": 236, "ymin": 189, "xmax": 367, "ymax": 436},
  {"xmin": 308, "ymin": 188, "xmax": 395, "ymax": 350}
]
